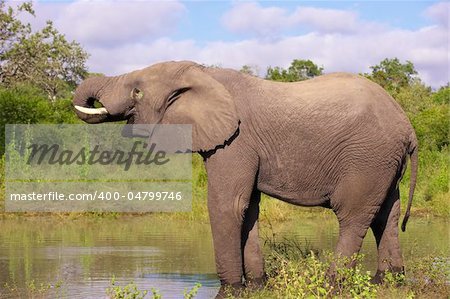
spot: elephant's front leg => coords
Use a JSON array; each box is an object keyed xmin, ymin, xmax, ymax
[
  {"xmin": 205, "ymin": 152, "xmax": 258, "ymax": 298},
  {"xmin": 241, "ymin": 189, "xmax": 265, "ymax": 289}
]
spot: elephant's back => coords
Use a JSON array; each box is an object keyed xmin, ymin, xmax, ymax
[
  {"xmin": 286, "ymin": 73, "xmax": 396, "ymax": 113},
  {"xmin": 276, "ymin": 73, "xmax": 413, "ymax": 137},
  {"xmin": 310, "ymin": 73, "xmax": 413, "ymax": 148}
]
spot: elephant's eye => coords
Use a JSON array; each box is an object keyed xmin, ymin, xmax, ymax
[
  {"xmin": 131, "ymin": 88, "xmax": 144, "ymax": 100},
  {"xmin": 167, "ymin": 87, "xmax": 190, "ymax": 108}
]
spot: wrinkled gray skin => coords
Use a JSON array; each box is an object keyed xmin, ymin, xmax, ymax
[{"xmin": 73, "ymin": 61, "xmax": 418, "ymax": 297}]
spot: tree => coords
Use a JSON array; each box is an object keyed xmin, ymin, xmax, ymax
[
  {"xmin": 265, "ymin": 66, "xmax": 290, "ymax": 82},
  {"xmin": 266, "ymin": 59, "xmax": 323, "ymax": 82},
  {"xmin": 364, "ymin": 58, "xmax": 418, "ymax": 95},
  {"xmin": 0, "ymin": 1, "xmax": 33, "ymax": 58},
  {"xmin": 0, "ymin": 1, "xmax": 89, "ymax": 100},
  {"xmin": 287, "ymin": 59, "xmax": 323, "ymax": 81},
  {"xmin": 240, "ymin": 64, "xmax": 259, "ymax": 77},
  {"xmin": 394, "ymin": 81, "xmax": 432, "ymax": 115}
]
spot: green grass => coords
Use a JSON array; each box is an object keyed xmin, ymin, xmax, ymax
[
  {"xmin": 0, "ymin": 146, "xmax": 448, "ymax": 220},
  {"xmin": 240, "ymin": 235, "xmax": 450, "ymax": 299},
  {"xmin": 242, "ymin": 251, "xmax": 449, "ymax": 299}
]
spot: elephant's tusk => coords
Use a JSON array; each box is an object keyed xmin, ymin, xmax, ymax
[{"xmin": 74, "ymin": 105, "xmax": 109, "ymax": 115}]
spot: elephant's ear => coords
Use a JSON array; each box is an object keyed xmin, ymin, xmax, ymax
[{"xmin": 161, "ymin": 66, "xmax": 239, "ymax": 153}]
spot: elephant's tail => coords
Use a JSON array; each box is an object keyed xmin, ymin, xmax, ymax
[{"xmin": 401, "ymin": 135, "xmax": 418, "ymax": 232}]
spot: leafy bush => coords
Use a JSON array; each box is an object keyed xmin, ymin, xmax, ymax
[
  {"xmin": 0, "ymin": 86, "xmax": 49, "ymax": 154},
  {"xmin": 0, "ymin": 85, "xmax": 81, "ymax": 154},
  {"xmin": 364, "ymin": 58, "xmax": 419, "ymax": 96},
  {"xmin": 412, "ymin": 105, "xmax": 449, "ymax": 151},
  {"xmin": 393, "ymin": 83, "xmax": 449, "ymax": 152},
  {"xmin": 106, "ymin": 277, "xmax": 202, "ymax": 299},
  {"xmin": 0, "ymin": 85, "xmax": 50, "ymax": 123},
  {"xmin": 106, "ymin": 278, "xmax": 149, "ymax": 299},
  {"xmin": 46, "ymin": 98, "xmax": 82, "ymax": 124},
  {"xmin": 241, "ymin": 238, "xmax": 450, "ymax": 299},
  {"xmin": 266, "ymin": 59, "xmax": 323, "ymax": 82},
  {"xmin": 431, "ymin": 86, "xmax": 450, "ymax": 105},
  {"xmin": 394, "ymin": 81, "xmax": 432, "ymax": 115},
  {"xmin": 249, "ymin": 251, "xmax": 377, "ymax": 299}
]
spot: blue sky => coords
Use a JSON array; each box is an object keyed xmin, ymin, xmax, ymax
[{"xmin": 20, "ymin": 1, "xmax": 449, "ymax": 87}]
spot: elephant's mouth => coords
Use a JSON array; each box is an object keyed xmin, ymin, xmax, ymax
[
  {"xmin": 126, "ymin": 110, "xmax": 136, "ymax": 124},
  {"xmin": 74, "ymin": 97, "xmax": 136, "ymax": 124},
  {"xmin": 73, "ymin": 96, "xmax": 111, "ymax": 123}
]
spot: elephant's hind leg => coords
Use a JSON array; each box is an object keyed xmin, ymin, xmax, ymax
[
  {"xmin": 330, "ymin": 172, "xmax": 389, "ymax": 276},
  {"xmin": 370, "ymin": 187, "xmax": 404, "ymax": 284}
]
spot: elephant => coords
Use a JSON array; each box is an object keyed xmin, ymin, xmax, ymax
[{"xmin": 73, "ymin": 61, "xmax": 418, "ymax": 297}]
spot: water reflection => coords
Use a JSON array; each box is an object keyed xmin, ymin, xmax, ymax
[
  {"xmin": 0, "ymin": 217, "xmax": 218, "ymax": 298},
  {"xmin": 0, "ymin": 216, "xmax": 447, "ymax": 298}
]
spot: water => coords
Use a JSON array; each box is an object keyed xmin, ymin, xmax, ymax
[{"xmin": 0, "ymin": 216, "xmax": 448, "ymax": 298}]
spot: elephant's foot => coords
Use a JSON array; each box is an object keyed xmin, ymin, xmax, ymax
[
  {"xmin": 326, "ymin": 272, "xmax": 340, "ymax": 295},
  {"xmin": 245, "ymin": 275, "xmax": 267, "ymax": 291},
  {"xmin": 370, "ymin": 270, "xmax": 385, "ymax": 285},
  {"xmin": 370, "ymin": 266, "xmax": 405, "ymax": 285},
  {"xmin": 325, "ymin": 263, "xmax": 339, "ymax": 287},
  {"xmin": 215, "ymin": 282, "xmax": 244, "ymax": 299}
]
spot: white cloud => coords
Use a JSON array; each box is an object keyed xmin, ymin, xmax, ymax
[
  {"xmin": 85, "ymin": 20, "xmax": 448, "ymax": 88},
  {"xmin": 222, "ymin": 2, "xmax": 364, "ymax": 36},
  {"xmin": 290, "ymin": 7, "xmax": 359, "ymax": 34},
  {"xmin": 87, "ymin": 38, "xmax": 200, "ymax": 75},
  {"xmin": 206, "ymin": 25, "xmax": 447, "ymax": 87},
  {"xmin": 31, "ymin": 0, "xmax": 186, "ymax": 48},
  {"xmin": 222, "ymin": 2, "xmax": 288, "ymax": 37},
  {"xmin": 425, "ymin": 1, "xmax": 449, "ymax": 28}
]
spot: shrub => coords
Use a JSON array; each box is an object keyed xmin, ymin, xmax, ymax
[
  {"xmin": 0, "ymin": 85, "xmax": 81, "ymax": 154},
  {"xmin": 243, "ymin": 238, "xmax": 450, "ymax": 299},
  {"xmin": 411, "ymin": 105, "xmax": 449, "ymax": 151},
  {"xmin": 431, "ymin": 86, "xmax": 450, "ymax": 105}
]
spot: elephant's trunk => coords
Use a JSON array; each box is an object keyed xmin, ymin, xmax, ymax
[{"xmin": 73, "ymin": 76, "xmax": 113, "ymax": 124}]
